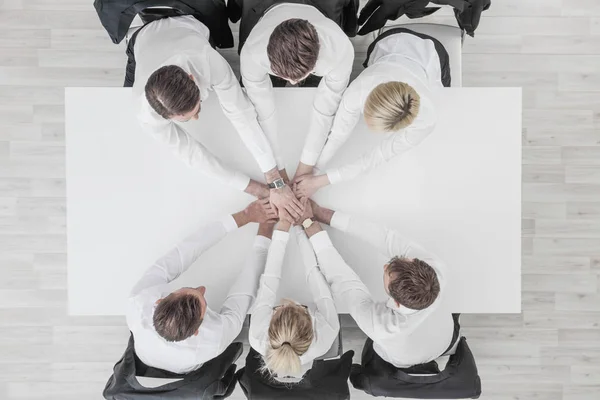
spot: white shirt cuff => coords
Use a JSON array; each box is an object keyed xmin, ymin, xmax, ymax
[
  {"xmin": 232, "ymin": 174, "xmax": 251, "ymax": 191},
  {"xmin": 254, "ymin": 235, "xmax": 272, "ymax": 249},
  {"xmin": 326, "ymin": 169, "xmax": 342, "ymax": 185},
  {"xmin": 257, "ymin": 155, "xmax": 278, "ymax": 174},
  {"xmin": 300, "ymin": 150, "xmax": 319, "ymax": 166},
  {"xmin": 330, "ymin": 212, "xmax": 350, "ymax": 232},
  {"xmin": 275, "ymin": 156, "xmax": 286, "ymax": 172},
  {"xmin": 272, "ymin": 230, "xmax": 290, "ymax": 243},
  {"xmin": 309, "ymin": 231, "xmax": 333, "ymax": 254},
  {"xmin": 222, "ymin": 215, "xmax": 239, "ymax": 232}
]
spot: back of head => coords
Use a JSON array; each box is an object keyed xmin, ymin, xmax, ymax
[
  {"xmin": 145, "ymin": 65, "xmax": 200, "ymax": 119},
  {"xmin": 264, "ymin": 302, "xmax": 314, "ymax": 377},
  {"xmin": 364, "ymin": 82, "xmax": 420, "ymax": 132},
  {"xmin": 267, "ymin": 19, "xmax": 320, "ymax": 82},
  {"xmin": 387, "ymin": 257, "xmax": 440, "ymax": 310},
  {"xmin": 153, "ymin": 292, "xmax": 203, "ymax": 342}
]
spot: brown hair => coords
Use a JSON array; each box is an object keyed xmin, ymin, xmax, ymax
[
  {"xmin": 145, "ymin": 65, "xmax": 200, "ymax": 119},
  {"xmin": 153, "ymin": 292, "xmax": 203, "ymax": 342},
  {"xmin": 387, "ymin": 257, "xmax": 440, "ymax": 310},
  {"xmin": 264, "ymin": 301, "xmax": 313, "ymax": 377},
  {"xmin": 364, "ymin": 82, "xmax": 420, "ymax": 132},
  {"xmin": 267, "ymin": 19, "xmax": 319, "ymax": 82}
]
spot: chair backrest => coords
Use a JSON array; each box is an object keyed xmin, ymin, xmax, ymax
[
  {"xmin": 379, "ymin": 23, "xmax": 463, "ymax": 87},
  {"xmin": 350, "ymin": 337, "xmax": 482, "ymax": 399}
]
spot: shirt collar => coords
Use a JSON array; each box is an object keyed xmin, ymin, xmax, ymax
[{"xmin": 386, "ymin": 298, "xmax": 419, "ymax": 315}]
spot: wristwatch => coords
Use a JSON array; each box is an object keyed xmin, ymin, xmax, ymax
[
  {"xmin": 302, "ymin": 218, "xmax": 314, "ymax": 229},
  {"xmin": 268, "ymin": 178, "xmax": 286, "ymax": 189}
]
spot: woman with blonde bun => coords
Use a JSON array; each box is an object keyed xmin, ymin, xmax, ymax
[{"xmin": 249, "ymin": 206, "xmax": 339, "ymax": 382}]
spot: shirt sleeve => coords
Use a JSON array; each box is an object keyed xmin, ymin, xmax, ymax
[
  {"xmin": 309, "ymin": 230, "xmax": 384, "ymax": 340},
  {"xmin": 240, "ymin": 46, "xmax": 285, "ymax": 170},
  {"xmin": 130, "ymin": 216, "xmax": 239, "ymax": 297},
  {"xmin": 295, "ymin": 229, "xmax": 339, "ymax": 359},
  {"xmin": 314, "ymin": 83, "xmax": 363, "ymax": 170},
  {"xmin": 326, "ymin": 122, "xmax": 434, "ymax": 184},
  {"xmin": 300, "ymin": 41, "xmax": 355, "ymax": 166},
  {"xmin": 206, "ymin": 49, "xmax": 278, "ymax": 173},
  {"xmin": 248, "ymin": 230, "xmax": 290, "ymax": 356},
  {"xmin": 138, "ymin": 98, "xmax": 250, "ymax": 191},
  {"xmin": 218, "ymin": 235, "xmax": 271, "ymax": 352},
  {"xmin": 330, "ymin": 211, "xmax": 446, "ymax": 287}
]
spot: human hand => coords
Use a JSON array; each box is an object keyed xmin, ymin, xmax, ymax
[
  {"xmin": 292, "ymin": 174, "xmax": 329, "ymax": 198},
  {"xmin": 257, "ymin": 220, "xmax": 277, "ymax": 239},
  {"xmin": 244, "ymin": 198, "xmax": 278, "ymax": 224},
  {"xmin": 270, "ymin": 185, "xmax": 304, "ymax": 223},
  {"xmin": 294, "ymin": 197, "xmax": 314, "ymax": 225},
  {"xmin": 293, "ymin": 163, "xmax": 314, "ymax": 182}
]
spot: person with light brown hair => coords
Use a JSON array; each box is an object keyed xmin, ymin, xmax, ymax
[
  {"xmin": 293, "ymin": 27, "xmax": 451, "ymax": 198},
  {"xmin": 302, "ymin": 200, "xmax": 458, "ymax": 368},
  {"xmin": 126, "ymin": 199, "xmax": 278, "ymax": 373},
  {"xmin": 240, "ymin": 3, "xmax": 355, "ymax": 185},
  {"xmin": 249, "ymin": 206, "xmax": 339, "ymax": 381},
  {"xmin": 132, "ymin": 15, "xmax": 303, "ymax": 222}
]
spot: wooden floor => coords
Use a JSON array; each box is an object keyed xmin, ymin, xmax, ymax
[{"xmin": 1, "ymin": 0, "xmax": 600, "ymax": 399}]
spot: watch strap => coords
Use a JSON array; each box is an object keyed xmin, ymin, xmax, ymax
[{"xmin": 268, "ymin": 178, "xmax": 285, "ymax": 189}]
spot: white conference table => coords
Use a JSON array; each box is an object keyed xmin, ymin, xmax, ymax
[{"xmin": 66, "ymin": 87, "xmax": 521, "ymax": 316}]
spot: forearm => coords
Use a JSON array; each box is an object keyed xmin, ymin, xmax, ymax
[
  {"xmin": 313, "ymin": 205, "xmax": 334, "ymax": 226},
  {"xmin": 219, "ymin": 236, "xmax": 271, "ymax": 350},
  {"xmin": 304, "ymin": 221, "xmax": 323, "ymax": 238},
  {"xmin": 264, "ymin": 167, "xmax": 283, "ymax": 184},
  {"xmin": 295, "ymin": 163, "xmax": 313, "ymax": 178},
  {"xmin": 244, "ymin": 179, "xmax": 270, "ymax": 198}
]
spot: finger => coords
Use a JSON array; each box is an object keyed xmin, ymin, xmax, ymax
[
  {"xmin": 288, "ymin": 201, "xmax": 304, "ymax": 217},
  {"xmin": 358, "ymin": 0, "xmax": 382, "ymax": 26},
  {"xmin": 285, "ymin": 204, "xmax": 302, "ymax": 219}
]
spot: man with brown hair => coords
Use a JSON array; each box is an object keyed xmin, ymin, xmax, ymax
[
  {"xmin": 126, "ymin": 199, "xmax": 277, "ymax": 373},
  {"xmin": 300, "ymin": 201, "xmax": 457, "ymax": 368},
  {"xmin": 133, "ymin": 15, "xmax": 302, "ymax": 221},
  {"xmin": 240, "ymin": 3, "xmax": 355, "ymax": 181}
]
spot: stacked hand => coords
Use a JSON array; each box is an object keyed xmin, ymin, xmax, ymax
[
  {"xmin": 244, "ymin": 198, "xmax": 278, "ymax": 224},
  {"xmin": 269, "ymin": 185, "xmax": 304, "ymax": 224},
  {"xmin": 292, "ymin": 174, "xmax": 329, "ymax": 198},
  {"xmin": 294, "ymin": 197, "xmax": 314, "ymax": 225}
]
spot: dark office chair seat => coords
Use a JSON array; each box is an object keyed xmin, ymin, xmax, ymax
[
  {"xmin": 103, "ymin": 333, "xmax": 242, "ymax": 399},
  {"xmin": 235, "ymin": 347, "xmax": 355, "ymax": 400},
  {"xmin": 350, "ymin": 336, "xmax": 482, "ymax": 399}
]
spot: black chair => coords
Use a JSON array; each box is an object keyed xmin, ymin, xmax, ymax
[
  {"xmin": 94, "ymin": 0, "xmax": 234, "ymax": 48},
  {"xmin": 235, "ymin": 348, "xmax": 355, "ymax": 400},
  {"xmin": 103, "ymin": 333, "xmax": 242, "ymax": 400},
  {"xmin": 350, "ymin": 336, "xmax": 482, "ymax": 399}
]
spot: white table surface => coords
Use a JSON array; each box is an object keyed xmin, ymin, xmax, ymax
[{"xmin": 66, "ymin": 87, "xmax": 521, "ymax": 316}]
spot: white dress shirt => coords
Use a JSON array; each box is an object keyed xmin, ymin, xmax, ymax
[
  {"xmin": 310, "ymin": 32, "xmax": 444, "ymax": 184},
  {"xmin": 126, "ymin": 216, "xmax": 270, "ymax": 374},
  {"xmin": 134, "ymin": 16, "xmax": 279, "ymax": 191},
  {"xmin": 310, "ymin": 212, "xmax": 454, "ymax": 368},
  {"xmin": 240, "ymin": 4, "xmax": 354, "ymax": 167},
  {"xmin": 249, "ymin": 228, "xmax": 339, "ymax": 382}
]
